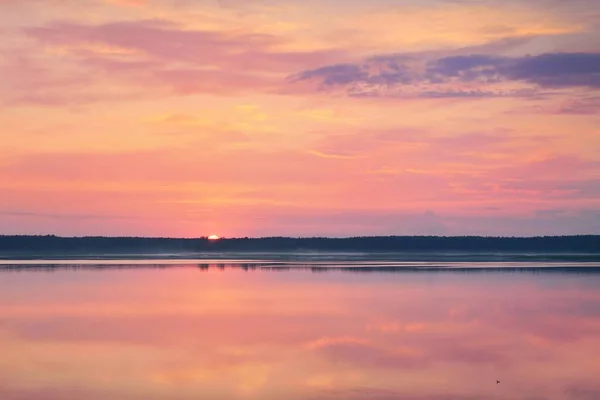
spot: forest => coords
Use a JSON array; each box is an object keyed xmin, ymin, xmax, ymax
[{"xmin": 0, "ymin": 235, "xmax": 599, "ymax": 255}]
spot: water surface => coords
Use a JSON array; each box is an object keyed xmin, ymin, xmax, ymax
[{"xmin": 1, "ymin": 261, "xmax": 599, "ymax": 400}]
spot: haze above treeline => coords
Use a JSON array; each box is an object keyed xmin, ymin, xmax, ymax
[{"xmin": 1, "ymin": 235, "xmax": 599, "ymax": 257}]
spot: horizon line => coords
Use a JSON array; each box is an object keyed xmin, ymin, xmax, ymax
[{"xmin": 2, "ymin": 234, "xmax": 599, "ymax": 240}]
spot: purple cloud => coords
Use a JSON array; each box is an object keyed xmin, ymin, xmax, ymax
[
  {"xmin": 290, "ymin": 52, "xmax": 600, "ymax": 97},
  {"xmin": 506, "ymin": 53, "xmax": 600, "ymax": 87},
  {"xmin": 291, "ymin": 64, "xmax": 369, "ymax": 86},
  {"xmin": 427, "ymin": 54, "xmax": 503, "ymax": 81}
]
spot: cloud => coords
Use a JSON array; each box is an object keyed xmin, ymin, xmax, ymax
[
  {"xmin": 309, "ymin": 128, "xmax": 518, "ymax": 165},
  {"xmin": 307, "ymin": 150, "xmax": 364, "ymax": 159},
  {"xmin": 553, "ymin": 97, "xmax": 600, "ymax": 114},
  {"xmin": 505, "ymin": 53, "xmax": 600, "ymax": 87},
  {"xmin": 24, "ymin": 19, "xmax": 273, "ymax": 63},
  {"xmin": 4, "ymin": 18, "xmax": 344, "ymax": 106},
  {"xmin": 290, "ymin": 52, "xmax": 600, "ymax": 98},
  {"xmin": 0, "ymin": 147, "xmax": 365, "ymax": 190},
  {"xmin": 490, "ymin": 155, "xmax": 600, "ymax": 182},
  {"xmin": 18, "ymin": 19, "xmax": 283, "ymax": 100},
  {"xmin": 22, "ymin": 17, "xmax": 344, "ymax": 73},
  {"xmin": 0, "ymin": 210, "xmax": 140, "ymax": 221},
  {"xmin": 520, "ymin": 95, "xmax": 600, "ymax": 115},
  {"xmin": 293, "ymin": 64, "xmax": 370, "ymax": 86},
  {"xmin": 427, "ymin": 54, "xmax": 503, "ymax": 80},
  {"xmin": 305, "ymin": 336, "xmax": 370, "ymax": 350}
]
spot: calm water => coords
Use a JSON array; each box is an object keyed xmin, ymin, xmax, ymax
[{"xmin": 1, "ymin": 261, "xmax": 599, "ymax": 400}]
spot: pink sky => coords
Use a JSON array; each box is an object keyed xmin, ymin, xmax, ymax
[{"xmin": 1, "ymin": 0, "xmax": 600, "ymax": 237}]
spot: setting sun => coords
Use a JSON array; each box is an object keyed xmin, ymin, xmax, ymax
[{"xmin": 208, "ymin": 235, "xmax": 220, "ymax": 240}]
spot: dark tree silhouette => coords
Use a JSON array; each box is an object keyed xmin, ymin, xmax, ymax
[{"xmin": 0, "ymin": 235, "xmax": 598, "ymax": 257}]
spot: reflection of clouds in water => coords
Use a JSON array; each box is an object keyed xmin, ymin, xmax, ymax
[
  {"xmin": 564, "ymin": 384, "xmax": 600, "ymax": 400},
  {"xmin": 0, "ymin": 267, "xmax": 598, "ymax": 399},
  {"xmin": 307, "ymin": 336, "xmax": 426, "ymax": 369}
]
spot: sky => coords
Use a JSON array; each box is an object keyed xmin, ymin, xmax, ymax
[{"xmin": 1, "ymin": 0, "xmax": 600, "ymax": 237}]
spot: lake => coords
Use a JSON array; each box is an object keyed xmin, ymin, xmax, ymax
[{"xmin": 1, "ymin": 260, "xmax": 599, "ymax": 400}]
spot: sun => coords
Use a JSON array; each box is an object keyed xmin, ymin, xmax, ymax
[{"xmin": 207, "ymin": 234, "xmax": 220, "ymax": 240}]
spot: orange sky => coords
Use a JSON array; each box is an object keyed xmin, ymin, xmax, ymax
[{"xmin": 1, "ymin": 0, "xmax": 599, "ymax": 237}]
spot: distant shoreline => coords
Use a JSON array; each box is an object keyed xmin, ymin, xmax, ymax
[{"xmin": 1, "ymin": 235, "xmax": 599, "ymax": 261}]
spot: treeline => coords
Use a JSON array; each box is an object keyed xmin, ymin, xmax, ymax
[
  {"xmin": 3, "ymin": 264, "xmax": 600, "ymax": 275},
  {"xmin": 0, "ymin": 235, "xmax": 599, "ymax": 254}
]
